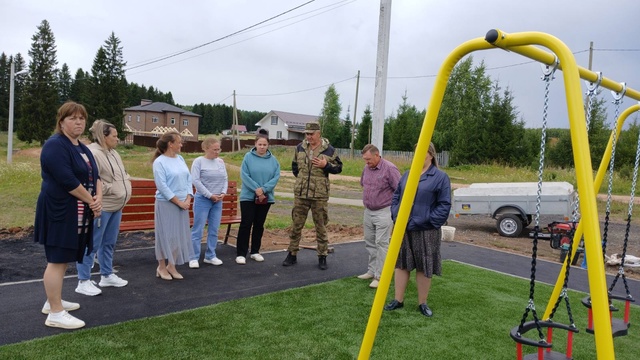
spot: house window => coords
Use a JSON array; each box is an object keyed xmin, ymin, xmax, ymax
[
  {"xmin": 183, "ymin": 119, "xmax": 189, "ymax": 126},
  {"xmin": 127, "ymin": 115, "xmax": 132, "ymax": 122},
  {"xmin": 271, "ymin": 115, "xmax": 278, "ymax": 125},
  {"xmin": 136, "ymin": 115, "xmax": 140, "ymax": 123},
  {"xmin": 170, "ymin": 117, "xmax": 176, "ymax": 125},
  {"xmin": 152, "ymin": 116, "xmax": 158, "ymax": 123},
  {"xmin": 276, "ymin": 131, "xmax": 282, "ymax": 139}
]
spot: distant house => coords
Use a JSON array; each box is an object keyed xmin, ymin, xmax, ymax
[
  {"xmin": 231, "ymin": 124, "xmax": 247, "ymax": 133},
  {"xmin": 123, "ymin": 99, "xmax": 201, "ymax": 140},
  {"xmin": 255, "ymin": 110, "xmax": 319, "ymax": 141}
]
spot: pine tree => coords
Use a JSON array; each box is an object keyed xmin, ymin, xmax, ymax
[
  {"xmin": 12, "ymin": 53, "xmax": 27, "ymax": 123},
  {"xmin": 386, "ymin": 93, "xmax": 424, "ymax": 151},
  {"xmin": 89, "ymin": 32, "xmax": 127, "ymax": 137},
  {"xmin": 58, "ymin": 63, "xmax": 72, "ymax": 104},
  {"xmin": 355, "ymin": 105, "xmax": 372, "ymax": 150},
  {"xmin": 20, "ymin": 20, "xmax": 59, "ymax": 145},
  {"xmin": 69, "ymin": 68, "xmax": 91, "ymax": 104},
  {"xmin": 0, "ymin": 53, "xmax": 9, "ymax": 129},
  {"xmin": 318, "ymin": 84, "xmax": 342, "ymax": 144}
]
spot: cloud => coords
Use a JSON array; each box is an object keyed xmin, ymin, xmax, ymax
[{"xmin": 2, "ymin": 0, "xmax": 640, "ymax": 130}]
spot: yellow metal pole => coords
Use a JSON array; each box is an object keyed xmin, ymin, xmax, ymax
[
  {"xmin": 542, "ymin": 103, "xmax": 640, "ymax": 321},
  {"xmin": 357, "ymin": 38, "xmax": 495, "ymax": 360},
  {"xmin": 486, "ymin": 29, "xmax": 614, "ymax": 360}
]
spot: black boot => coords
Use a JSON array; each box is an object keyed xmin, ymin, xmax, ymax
[
  {"xmin": 282, "ymin": 252, "xmax": 297, "ymax": 266},
  {"xmin": 318, "ymin": 255, "xmax": 327, "ymax": 270}
]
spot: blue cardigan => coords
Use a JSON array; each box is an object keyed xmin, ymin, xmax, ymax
[
  {"xmin": 391, "ymin": 165, "xmax": 451, "ymax": 231},
  {"xmin": 34, "ymin": 133, "xmax": 100, "ymax": 253}
]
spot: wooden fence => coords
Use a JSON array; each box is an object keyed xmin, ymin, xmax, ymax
[{"xmin": 334, "ymin": 148, "xmax": 449, "ymax": 168}]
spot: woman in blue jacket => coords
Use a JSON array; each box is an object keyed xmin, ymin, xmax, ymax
[
  {"xmin": 236, "ymin": 130, "xmax": 280, "ymax": 264},
  {"xmin": 35, "ymin": 101, "xmax": 102, "ymax": 329},
  {"xmin": 385, "ymin": 142, "xmax": 451, "ymax": 317}
]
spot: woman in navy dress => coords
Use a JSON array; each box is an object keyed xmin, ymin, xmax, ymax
[{"xmin": 35, "ymin": 101, "xmax": 102, "ymax": 329}]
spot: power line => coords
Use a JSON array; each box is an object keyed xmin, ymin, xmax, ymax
[
  {"xmin": 125, "ymin": 0, "xmax": 317, "ymax": 71},
  {"xmin": 235, "ymin": 75, "xmax": 356, "ymax": 98},
  {"xmin": 126, "ymin": 0, "xmax": 355, "ymax": 77},
  {"xmin": 594, "ymin": 48, "xmax": 640, "ymax": 52}
]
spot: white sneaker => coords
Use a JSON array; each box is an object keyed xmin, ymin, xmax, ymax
[
  {"xmin": 99, "ymin": 274, "xmax": 128, "ymax": 287},
  {"xmin": 250, "ymin": 253, "xmax": 264, "ymax": 262},
  {"xmin": 41, "ymin": 300, "xmax": 80, "ymax": 315},
  {"xmin": 203, "ymin": 257, "xmax": 223, "ymax": 266},
  {"xmin": 45, "ymin": 310, "xmax": 85, "ymax": 329},
  {"xmin": 357, "ymin": 273, "xmax": 374, "ymax": 280},
  {"xmin": 369, "ymin": 279, "xmax": 380, "ymax": 289},
  {"xmin": 189, "ymin": 260, "xmax": 200, "ymax": 268},
  {"xmin": 235, "ymin": 256, "xmax": 246, "ymax": 265},
  {"xmin": 75, "ymin": 280, "xmax": 102, "ymax": 296}
]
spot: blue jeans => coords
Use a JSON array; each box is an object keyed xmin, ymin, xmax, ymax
[
  {"xmin": 77, "ymin": 210, "xmax": 123, "ymax": 280},
  {"xmin": 190, "ymin": 194, "xmax": 222, "ymax": 261}
]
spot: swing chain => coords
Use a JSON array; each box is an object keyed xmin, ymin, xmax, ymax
[
  {"xmin": 534, "ymin": 64, "xmax": 555, "ymax": 229},
  {"xmin": 603, "ymin": 85, "xmax": 625, "ymax": 255}
]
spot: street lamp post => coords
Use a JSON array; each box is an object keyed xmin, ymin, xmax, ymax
[{"xmin": 7, "ymin": 62, "xmax": 28, "ymax": 164}]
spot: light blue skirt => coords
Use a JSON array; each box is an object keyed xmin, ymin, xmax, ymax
[{"xmin": 154, "ymin": 200, "xmax": 193, "ymax": 265}]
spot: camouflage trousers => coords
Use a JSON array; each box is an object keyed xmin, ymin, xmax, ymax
[{"xmin": 288, "ymin": 197, "xmax": 329, "ymax": 256}]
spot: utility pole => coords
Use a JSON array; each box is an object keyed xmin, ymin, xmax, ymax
[
  {"xmin": 232, "ymin": 90, "xmax": 240, "ymax": 152},
  {"xmin": 351, "ymin": 70, "xmax": 360, "ymax": 158},
  {"xmin": 371, "ymin": 0, "xmax": 392, "ymax": 154}
]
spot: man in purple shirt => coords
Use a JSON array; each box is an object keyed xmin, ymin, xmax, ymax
[{"xmin": 359, "ymin": 144, "xmax": 401, "ymax": 288}]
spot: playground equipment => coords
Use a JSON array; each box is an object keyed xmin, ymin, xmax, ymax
[{"xmin": 358, "ymin": 29, "xmax": 640, "ymax": 360}]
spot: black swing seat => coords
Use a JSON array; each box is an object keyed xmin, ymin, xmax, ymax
[
  {"xmin": 510, "ymin": 320, "xmax": 579, "ymax": 346},
  {"xmin": 511, "ymin": 321, "xmax": 579, "ymax": 360},
  {"xmin": 581, "ymin": 295, "xmax": 633, "ymax": 337},
  {"xmin": 580, "ymin": 296, "xmax": 619, "ymax": 312}
]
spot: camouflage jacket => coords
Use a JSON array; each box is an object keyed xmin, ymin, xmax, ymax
[{"xmin": 292, "ymin": 137, "xmax": 343, "ymax": 200}]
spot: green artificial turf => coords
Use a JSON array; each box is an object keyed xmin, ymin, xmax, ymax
[{"xmin": 1, "ymin": 261, "xmax": 637, "ymax": 359}]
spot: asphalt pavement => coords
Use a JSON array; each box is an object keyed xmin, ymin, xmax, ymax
[{"xmin": 1, "ymin": 240, "xmax": 638, "ymax": 346}]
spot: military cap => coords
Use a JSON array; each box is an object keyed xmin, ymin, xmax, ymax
[{"xmin": 304, "ymin": 122, "xmax": 321, "ymax": 133}]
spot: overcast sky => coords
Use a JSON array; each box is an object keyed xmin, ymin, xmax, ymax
[{"xmin": 2, "ymin": 0, "xmax": 640, "ymax": 129}]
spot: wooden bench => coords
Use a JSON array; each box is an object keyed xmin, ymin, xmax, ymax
[{"xmin": 119, "ymin": 179, "xmax": 242, "ymax": 244}]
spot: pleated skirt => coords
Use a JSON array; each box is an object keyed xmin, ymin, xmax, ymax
[
  {"xmin": 395, "ymin": 228, "xmax": 442, "ymax": 278},
  {"xmin": 154, "ymin": 200, "xmax": 193, "ymax": 265}
]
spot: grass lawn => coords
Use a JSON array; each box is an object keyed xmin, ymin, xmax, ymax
[{"xmin": 0, "ymin": 261, "xmax": 637, "ymax": 359}]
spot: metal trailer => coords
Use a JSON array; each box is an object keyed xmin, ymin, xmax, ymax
[{"xmin": 452, "ymin": 182, "xmax": 577, "ymax": 237}]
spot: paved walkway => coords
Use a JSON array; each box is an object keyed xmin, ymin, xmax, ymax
[
  {"xmin": 1, "ymin": 240, "xmax": 637, "ymax": 346},
  {"xmin": 274, "ymin": 191, "xmax": 363, "ymax": 206}
]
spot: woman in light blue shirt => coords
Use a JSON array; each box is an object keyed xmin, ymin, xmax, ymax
[
  {"xmin": 152, "ymin": 132, "xmax": 193, "ymax": 280},
  {"xmin": 189, "ymin": 137, "xmax": 228, "ymax": 268}
]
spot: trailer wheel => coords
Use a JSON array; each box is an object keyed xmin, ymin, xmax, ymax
[{"xmin": 497, "ymin": 214, "xmax": 523, "ymax": 237}]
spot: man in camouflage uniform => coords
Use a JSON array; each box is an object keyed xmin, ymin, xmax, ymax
[{"xmin": 282, "ymin": 122, "xmax": 343, "ymax": 270}]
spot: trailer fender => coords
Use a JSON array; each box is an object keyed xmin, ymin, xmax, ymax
[{"xmin": 492, "ymin": 206, "xmax": 527, "ymax": 220}]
